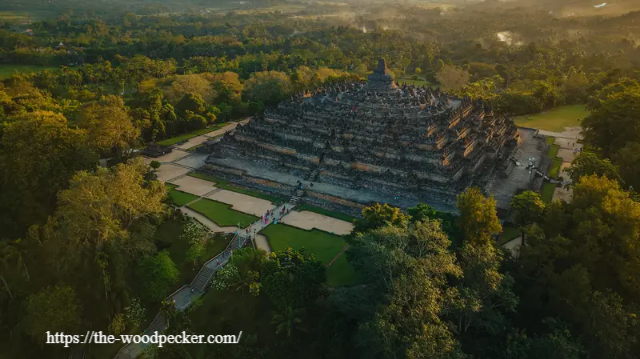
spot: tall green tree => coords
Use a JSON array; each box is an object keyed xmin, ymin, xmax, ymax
[
  {"xmin": 0, "ymin": 111, "xmax": 96, "ymax": 238},
  {"xmin": 510, "ymin": 191, "xmax": 545, "ymax": 244},
  {"xmin": 456, "ymin": 188, "xmax": 502, "ymax": 246}
]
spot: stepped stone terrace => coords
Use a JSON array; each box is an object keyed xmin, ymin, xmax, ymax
[{"xmin": 203, "ymin": 59, "xmax": 543, "ymax": 214}]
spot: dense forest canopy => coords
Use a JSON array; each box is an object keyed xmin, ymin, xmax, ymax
[{"xmin": 0, "ymin": 1, "xmax": 640, "ymax": 358}]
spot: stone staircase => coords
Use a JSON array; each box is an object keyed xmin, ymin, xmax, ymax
[
  {"xmin": 190, "ymin": 266, "xmax": 216, "ymax": 292},
  {"xmin": 290, "ymin": 188, "xmax": 305, "ymax": 205},
  {"xmin": 305, "ymin": 169, "xmax": 320, "ymax": 181},
  {"xmin": 145, "ymin": 313, "xmax": 166, "ymax": 335}
]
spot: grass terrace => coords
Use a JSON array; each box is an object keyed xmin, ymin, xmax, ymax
[
  {"xmin": 166, "ymin": 184, "xmax": 199, "ymax": 206},
  {"xmin": 189, "ymin": 172, "xmax": 286, "ymax": 204},
  {"xmin": 515, "ymin": 105, "xmax": 590, "ymax": 132},
  {"xmin": 295, "ymin": 204, "xmax": 359, "ymax": 223},
  {"xmin": 187, "ymin": 198, "xmax": 258, "ymax": 227},
  {"xmin": 261, "ymin": 223, "xmax": 359, "ymax": 286},
  {"xmin": 541, "ymin": 183, "xmax": 557, "ymax": 203}
]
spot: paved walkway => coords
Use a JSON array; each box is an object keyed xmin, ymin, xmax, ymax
[
  {"xmin": 176, "ymin": 119, "xmax": 250, "ymax": 151},
  {"xmin": 280, "ymin": 210, "xmax": 354, "ymax": 235},
  {"xmin": 550, "ymin": 135, "xmax": 583, "ymax": 203}
]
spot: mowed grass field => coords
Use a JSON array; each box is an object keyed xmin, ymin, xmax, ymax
[
  {"xmin": 0, "ymin": 64, "xmax": 58, "ymax": 79},
  {"xmin": 261, "ymin": 223, "xmax": 359, "ymax": 286},
  {"xmin": 188, "ymin": 198, "xmax": 258, "ymax": 227},
  {"xmin": 515, "ymin": 105, "xmax": 590, "ymax": 132}
]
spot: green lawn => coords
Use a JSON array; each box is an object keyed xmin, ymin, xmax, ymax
[
  {"xmin": 0, "ymin": 64, "xmax": 58, "ymax": 79},
  {"xmin": 544, "ymin": 136, "xmax": 563, "ymax": 179},
  {"xmin": 515, "ymin": 105, "xmax": 590, "ymax": 132},
  {"xmin": 296, "ymin": 204, "xmax": 359, "ymax": 223},
  {"xmin": 541, "ymin": 183, "xmax": 557, "ymax": 203},
  {"xmin": 550, "ymin": 157, "xmax": 563, "ymax": 179},
  {"xmin": 261, "ymin": 224, "xmax": 359, "ymax": 286},
  {"xmin": 546, "ymin": 136, "xmax": 556, "ymax": 145},
  {"xmin": 156, "ymin": 127, "xmax": 219, "ymax": 146},
  {"xmin": 499, "ymin": 226, "xmax": 521, "ymax": 245},
  {"xmin": 189, "ymin": 172, "xmax": 286, "ymax": 204},
  {"xmin": 325, "ymin": 252, "xmax": 360, "ymax": 287},
  {"xmin": 166, "ymin": 184, "xmax": 199, "ymax": 206},
  {"xmin": 188, "ymin": 198, "xmax": 258, "ymax": 227}
]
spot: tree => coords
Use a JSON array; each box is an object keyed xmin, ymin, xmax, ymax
[
  {"xmin": 512, "ymin": 175, "xmax": 640, "ymax": 358},
  {"xmin": 23, "ymin": 286, "xmax": 82, "ymax": 340},
  {"xmin": 614, "ymin": 142, "xmax": 640, "ymax": 191},
  {"xmin": 80, "ymin": 95, "xmax": 140, "ymax": 156},
  {"xmin": 456, "ymin": 188, "xmax": 502, "ymax": 245},
  {"xmin": 180, "ymin": 219, "xmax": 209, "ymax": 264},
  {"xmin": 261, "ymin": 248, "xmax": 325, "ymax": 309},
  {"xmin": 434, "ymin": 59, "xmax": 445, "ymax": 73},
  {"xmin": 54, "ymin": 157, "xmax": 165, "ymax": 249},
  {"xmin": 242, "ymin": 71, "xmax": 292, "ymax": 107},
  {"xmin": 354, "ymin": 203, "xmax": 410, "ymax": 232},
  {"xmin": 176, "ymin": 92, "xmax": 205, "ymax": 116},
  {"xmin": 162, "ymin": 73, "xmax": 214, "ymax": 104},
  {"xmin": 0, "ymin": 111, "xmax": 96, "ymax": 238},
  {"xmin": 451, "ymin": 242, "xmax": 518, "ymax": 351},
  {"xmin": 0, "ymin": 242, "xmax": 17, "ymax": 299},
  {"xmin": 109, "ymin": 313, "xmax": 126, "ymax": 335},
  {"xmin": 436, "ymin": 65, "xmax": 471, "ymax": 92},
  {"xmin": 138, "ymin": 251, "xmax": 179, "ymax": 302},
  {"xmin": 271, "ymin": 306, "xmax": 305, "ymax": 337},
  {"xmin": 582, "ymin": 87, "xmax": 640, "ymax": 158},
  {"xmin": 159, "ymin": 299, "xmax": 177, "ymax": 327},
  {"xmin": 565, "ymin": 152, "xmax": 622, "ymax": 185},
  {"xmin": 150, "ymin": 160, "xmax": 161, "ymax": 170},
  {"xmin": 510, "ymin": 191, "xmax": 545, "ymax": 244},
  {"xmin": 347, "ymin": 221, "xmax": 464, "ymax": 358}
]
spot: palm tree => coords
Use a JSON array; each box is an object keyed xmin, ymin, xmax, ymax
[
  {"xmin": 13, "ymin": 239, "xmax": 30, "ymax": 280},
  {"xmin": 159, "ymin": 300, "xmax": 177, "ymax": 326},
  {"xmin": 271, "ymin": 306, "xmax": 305, "ymax": 337},
  {"xmin": 0, "ymin": 242, "xmax": 17, "ymax": 299}
]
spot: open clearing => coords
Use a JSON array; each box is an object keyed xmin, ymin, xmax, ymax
[
  {"xmin": 0, "ymin": 64, "xmax": 58, "ymax": 79},
  {"xmin": 281, "ymin": 210, "xmax": 354, "ymax": 235},
  {"xmin": 515, "ymin": 105, "xmax": 590, "ymax": 132}
]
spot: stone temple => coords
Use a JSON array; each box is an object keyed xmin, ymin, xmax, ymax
[{"xmin": 203, "ymin": 59, "xmax": 527, "ymax": 215}]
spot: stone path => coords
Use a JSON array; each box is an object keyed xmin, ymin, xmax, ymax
[
  {"xmin": 550, "ymin": 136, "xmax": 583, "ymax": 202},
  {"xmin": 176, "ymin": 119, "xmax": 250, "ymax": 151},
  {"xmin": 155, "ymin": 163, "xmax": 191, "ymax": 182},
  {"xmin": 502, "ymin": 236, "xmax": 523, "ymax": 258},
  {"xmin": 280, "ymin": 210, "xmax": 354, "ymax": 235},
  {"xmin": 168, "ymin": 176, "xmax": 217, "ymax": 196},
  {"xmin": 207, "ymin": 190, "xmax": 275, "ymax": 217},
  {"xmin": 145, "ymin": 148, "xmax": 191, "ymax": 164}
]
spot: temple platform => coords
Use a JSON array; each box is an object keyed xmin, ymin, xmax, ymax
[
  {"xmin": 488, "ymin": 128, "xmax": 549, "ymax": 210},
  {"xmin": 203, "ymin": 156, "xmax": 458, "ymax": 213}
]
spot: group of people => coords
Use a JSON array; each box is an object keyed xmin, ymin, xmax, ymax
[{"xmin": 261, "ymin": 205, "xmax": 289, "ymax": 225}]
